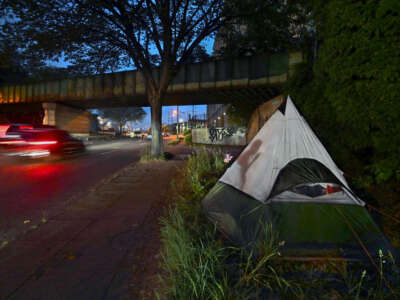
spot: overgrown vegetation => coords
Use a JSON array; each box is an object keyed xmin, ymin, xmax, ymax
[
  {"xmin": 167, "ymin": 139, "xmax": 181, "ymax": 146},
  {"xmin": 285, "ymin": 0, "xmax": 400, "ymax": 247},
  {"xmin": 293, "ymin": 0, "xmax": 399, "ymax": 185},
  {"xmin": 158, "ymin": 151, "xmax": 400, "ymax": 299},
  {"xmin": 183, "ymin": 128, "xmax": 192, "ymax": 146}
]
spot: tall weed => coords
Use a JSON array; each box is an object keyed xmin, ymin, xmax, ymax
[{"xmin": 159, "ymin": 209, "xmax": 229, "ymax": 300}]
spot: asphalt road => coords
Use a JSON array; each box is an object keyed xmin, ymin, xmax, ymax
[{"xmin": 0, "ymin": 139, "xmax": 148, "ymax": 231}]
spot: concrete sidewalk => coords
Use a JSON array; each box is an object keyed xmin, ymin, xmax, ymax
[{"xmin": 0, "ymin": 151, "xmax": 186, "ymax": 300}]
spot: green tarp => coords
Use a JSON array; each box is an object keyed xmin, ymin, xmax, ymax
[{"xmin": 202, "ymin": 182, "xmax": 393, "ymax": 260}]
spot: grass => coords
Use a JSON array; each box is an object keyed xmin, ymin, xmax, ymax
[
  {"xmin": 157, "ymin": 150, "xmax": 400, "ymax": 300},
  {"xmin": 140, "ymin": 145, "xmax": 167, "ymax": 162},
  {"xmin": 184, "ymin": 129, "xmax": 193, "ymax": 146},
  {"xmin": 167, "ymin": 139, "xmax": 181, "ymax": 146}
]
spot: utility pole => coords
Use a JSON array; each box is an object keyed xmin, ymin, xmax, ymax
[
  {"xmin": 176, "ymin": 105, "xmax": 179, "ymax": 135},
  {"xmin": 192, "ymin": 105, "xmax": 194, "ymax": 128}
]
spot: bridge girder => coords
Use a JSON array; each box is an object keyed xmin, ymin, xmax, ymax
[{"xmin": 0, "ymin": 52, "xmax": 302, "ymax": 109}]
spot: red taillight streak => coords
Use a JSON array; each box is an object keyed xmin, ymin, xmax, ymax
[
  {"xmin": 0, "ymin": 125, "xmax": 10, "ymax": 137},
  {"xmin": 0, "ymin": 140, "xmax": 24, "ymax": 145},
  {"xmin": 27, "ymin": 141, "xmax": 58, "ymax": 145},
  {"xmin": 19, "ymin": 126, "xmax": 34, "ymax": 130},
  {"xmin": 0, "ymin": 140, "xmax": 57, "ymax": 145}
]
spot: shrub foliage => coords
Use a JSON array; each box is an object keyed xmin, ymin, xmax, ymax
[{"xmin": 286, "ymin": 0, "xmax": 400, "ymax": 186}]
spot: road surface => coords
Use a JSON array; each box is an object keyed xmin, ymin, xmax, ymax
[{"xmin": 0, "ymin": 139, "xmax": 148, "ymax": 235}]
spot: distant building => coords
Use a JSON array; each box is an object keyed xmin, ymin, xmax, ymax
[{"xmin": 207, "ymin": 104, "xmax": 229, "ymax": 128}]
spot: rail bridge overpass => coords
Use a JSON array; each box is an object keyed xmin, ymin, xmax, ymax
[{"xmin": 0, "ymin": 52, "xmax": 302, "ymax": 133}]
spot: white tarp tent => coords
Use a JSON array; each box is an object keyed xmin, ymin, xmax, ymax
[{"xmin": 220, "ymin": 96, "xmax": 363, "ymax": 205}]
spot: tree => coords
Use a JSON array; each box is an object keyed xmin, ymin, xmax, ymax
[
  {"xmin": 0, "ymin": 10, "xmax": 86, "ymax": 84},
  {"xmin": 98, "ymin": 107, "xmax": 146, "ymax": 135},
  {"xmin": 286, "ymin": 0, "xmax": 400, "ymax": 186},
  {"xmin": 214, "ymin": 0, "xmax": 312, "ymax": 126},
  {"xmin": 214, "ymin": 0, "xmax": 312, "ymax": 58},
  {"xmin": 2, "ymin": 0, "xmax": 234, "ymax": 157}
]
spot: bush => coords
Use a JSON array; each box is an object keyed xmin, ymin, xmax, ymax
[
  {"xmin": 167, "ymin": 139, "xmax": 181, "ymax": 146},
  {"xmin": 289, "ymin": 0, "xmax": 400, "ymax": 186},
  {"xmin": 184, "ymin": 129, "xmax": 192, "ymax": 145},
  {"xmin": 285, "ymin": 0, "xmax": 400, "ymax": 246}
]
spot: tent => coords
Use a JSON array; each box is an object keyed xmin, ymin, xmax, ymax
[{"xmin": 202, "ymin": 96, "xmax": 393, "ymax": 260}]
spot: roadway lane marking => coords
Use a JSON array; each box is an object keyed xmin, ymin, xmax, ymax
[{"xmin": 99, "ymin": 150, "xmax": 116, "ymax": 156}]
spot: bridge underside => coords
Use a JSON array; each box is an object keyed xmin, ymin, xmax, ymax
[
  {"xmin": 0, "ymin": 82, "xmax": 283, "ymax": 110},
  {"xmin": 0, "ymin": 53, "xmax": 302, "ymax": 134},
  {"xmin": 0, "ymin": 85, "xmax": 282, "ymax": 111},
  {"xmin": 62, "ymin": 85, "xmax": 282, "ymax": 109},
  {"xmin": 0, "ymin": 52, "xmax": 302, "ymax": 109}
]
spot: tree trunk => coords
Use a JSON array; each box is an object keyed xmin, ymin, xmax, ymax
[{"xmin": 150, "ymin": 95, "xmax": 163, "ymax": 157}]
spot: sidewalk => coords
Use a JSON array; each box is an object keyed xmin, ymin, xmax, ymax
[{"xmin": 0, "ymin": 145, "xmax": 188, "ymax": 300}]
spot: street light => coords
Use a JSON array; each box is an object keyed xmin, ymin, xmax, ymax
[{"xmin": 97, "ymin": 116, "xmax": 105, "ymax": 134}]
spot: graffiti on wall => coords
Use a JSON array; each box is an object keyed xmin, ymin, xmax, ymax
[{"xmin": 208, "ymin": 126, "xmax": 236, "ymax": 142}]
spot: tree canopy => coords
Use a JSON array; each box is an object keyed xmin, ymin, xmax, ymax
[
  {"xmin": 218, "ymin": 0, "xmax": 312, "ymax": 125},
  {"xmin": 98, "ymin": 107, "xmax": 146, "ymax": 134},
  {"xmin": 214, "ymin": 0, "xmax": 312, "ymax": 58},
  {"xmin": 285, "ymin": 0, "xmax": 400, "ymax": 186}
]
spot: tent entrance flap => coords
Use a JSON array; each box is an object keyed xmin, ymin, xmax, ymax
[{"xmin": 268, "ymin": 158, "xmax": 343, "ymax": 199}]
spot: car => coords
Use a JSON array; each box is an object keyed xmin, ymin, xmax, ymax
[
  {"xmin": 0, "ymin": 123, "xmax": 34, "ymax": 137},
  {"xmin": 0, "ymin": 123, "xmax": 35, "ymax": 147},
  {"xmin": 0, "ymin": 126, "xmax": 85, "ymax": 159}
]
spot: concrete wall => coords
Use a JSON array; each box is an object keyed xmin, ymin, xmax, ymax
[
  {"xmin": 42, "ymin": 103, "xmax": 91, "ymax": 134},
  {"xmin": 192, "ymin": 127, "xmax": 247, "ymax": 146}
]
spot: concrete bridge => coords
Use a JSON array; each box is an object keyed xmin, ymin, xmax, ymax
[{"xmin": 0, "ymin": 52, "xmax": 302, "ymax": 134}]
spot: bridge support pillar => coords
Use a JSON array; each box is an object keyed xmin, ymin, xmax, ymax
[
  {"xmin": 42, "ymin": 102, "xmax": 94, "ymax": 136},
  {"xmin": 42, "ymin": 103, "xmax": 57, "ymax": 126}
]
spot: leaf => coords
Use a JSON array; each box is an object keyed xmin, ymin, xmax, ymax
[{"xmin": 1, "ymin": 240, "xmax": 8, "ymax": 248}]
